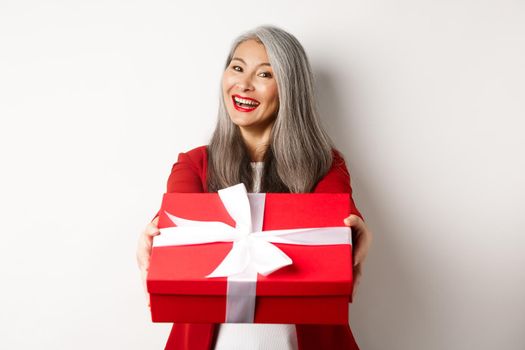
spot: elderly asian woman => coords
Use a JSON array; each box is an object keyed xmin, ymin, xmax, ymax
[{"xmin": 136, "ymin": 25, "xmax": 372, "ymax": 350}]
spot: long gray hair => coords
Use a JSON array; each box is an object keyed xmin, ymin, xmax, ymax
[{"xmin": 207, "ymin": 25, "xmax": 334, "ymax": 193}]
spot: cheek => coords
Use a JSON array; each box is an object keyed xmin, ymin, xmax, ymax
[
  {"xmin": 260, "ymin": 83, "xmax": 278, "ymax": 104},
  {"xmin": 221, "ymin": 82, "xmax": 227, "ymax": 95},
  {"xmin": 222, "ymin": 74, "xmax": 234, "ymax": 93},
  {"xmin": 268, "ymin": 87, "xmax": 279, "ymax": 108}
]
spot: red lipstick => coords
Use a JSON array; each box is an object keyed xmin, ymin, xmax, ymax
[{"xmin": 232, "ymin": 94, "xmax": 260, "ymax": 112}]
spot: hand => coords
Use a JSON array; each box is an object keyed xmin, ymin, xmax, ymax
[
  {"xmin": 136, "ymin": 216, "xmax": 160, "ymax": 307},
  {"xmin": 344, "ymin": 215, "xmax": 372, "ymax": 299}
]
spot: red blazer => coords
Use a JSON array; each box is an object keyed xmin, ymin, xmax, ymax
[{"xmin": 161, "ymin": 145, "xmax": 362, "ymax": 350}]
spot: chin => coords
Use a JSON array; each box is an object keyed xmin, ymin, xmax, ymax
[
  {"xmin": 228, "ymin": 112, "xmax": 253, "ymax": 125},
  {"xmin": 229, "ymin": 119, "xmax": 253, "ymax": 128}
]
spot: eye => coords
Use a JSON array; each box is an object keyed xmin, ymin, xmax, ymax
[
  {"xmin": 259, "ymin": 72, "xmax": 272, "ymax": 78},
  {"xmin": 231, "ymin": 65, "xmax": 242, "ymax": 72}
]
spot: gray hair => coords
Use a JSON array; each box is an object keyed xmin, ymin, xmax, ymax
[{"xmin": 207, "ymin": 25, "xmax": 334, "ymax": 193}]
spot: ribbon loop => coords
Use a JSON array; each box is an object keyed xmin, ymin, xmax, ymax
[
  {"xmin": 206, "ymin": 238, "xmax": 251, "ymax": 278},
  {"xmin": 249, "ymin": 238, "xmax": 293, "ymax": 276},
  {"xmin": 219, "ymin": 183, "xmax": 253, "ymax": 235}
]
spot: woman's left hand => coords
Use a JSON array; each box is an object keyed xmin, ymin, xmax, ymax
[{"xmin": 344, "ymin": 215, "xmax": 372, "ymax": 299}]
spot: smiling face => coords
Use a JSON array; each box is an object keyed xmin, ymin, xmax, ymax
[{"xmin": 222, "ymin": 39, "xmax": 279, "ymax": 135}]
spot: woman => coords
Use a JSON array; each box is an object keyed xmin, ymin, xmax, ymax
[{"xmin": 137, "ymin": 25, "xmax": 372, "ymax": 350}]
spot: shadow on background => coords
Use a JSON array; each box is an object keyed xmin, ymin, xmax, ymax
[{"xmin": 314, "ymin": 67, "xmax": 436, "ymax": 349}]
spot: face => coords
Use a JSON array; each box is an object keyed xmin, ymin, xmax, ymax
[{"xmin": 222, "ymin": 39, "xmax": 279, "ymax": 134}]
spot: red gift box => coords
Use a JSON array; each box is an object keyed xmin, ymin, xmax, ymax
[{"xmin": 147, "ymin": 185, "xmax": 353, "ymax": 324}]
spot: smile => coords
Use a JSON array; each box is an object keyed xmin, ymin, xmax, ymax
[{"xmin": 232, "ymin": 94, "xmax": 260, "ymax": 112}]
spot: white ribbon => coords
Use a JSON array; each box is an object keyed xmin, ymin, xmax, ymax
[{"xmin": 154, "ymin": 183, "xmax": 352, "ymax": 323}]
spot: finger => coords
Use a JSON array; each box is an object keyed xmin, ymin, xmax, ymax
[
  {"xmin": 136, "ymin": 237, "xmax": 152, "ymax": 269},
  {"xmin": 137, "ymin": 250, "xmax": 151, "ymax": 271},
  {"xmin": 344, "ymin": 215, "xmax": 361, "ymax": 227},
  {"xmin": 344, "ymin": 216, "xmax": 364, "ymax": 243},
  {"xmin": 353, "ymin": 230, "xmax": 372, "ymax": 266},
  {"xmin": 353, "ymin": 263, "xmax": 362, "ymax": 284},
  {"xmin": 137, "ymin": 252, "xmax": 150, "ymax": 272},
  {"xmin": 137, "ymin": 256, "xmax": 149, "ymax": 271},
  {"xmin": 145, "ymin": 223, "xmax": 161, "ymax": 237}
]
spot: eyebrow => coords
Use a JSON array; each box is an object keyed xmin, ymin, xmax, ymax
[{"xmin": 231, "ymin": 57, "xmax": 271, "ymax": 68}]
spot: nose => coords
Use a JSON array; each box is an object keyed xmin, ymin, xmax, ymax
[{"xmin": 236, "ymin": 76, "xmax": 255, "ymax": 92}]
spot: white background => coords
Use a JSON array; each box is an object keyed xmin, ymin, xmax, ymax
[{"xmin": 1, "ymin": 1, "xmax": 524, "ymax": 349}]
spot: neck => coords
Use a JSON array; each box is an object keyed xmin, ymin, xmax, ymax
[{"xmin": 239, "ymin": 124, "xmax": 273, "ymax": 162}]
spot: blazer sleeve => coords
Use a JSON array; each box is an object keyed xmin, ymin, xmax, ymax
[
  {"xmin": 151, "ymin": 151, "xmax": 206, "ymax": 221},
  {"xmin": 314, "ymin": 150, "xmax": 364, "ymax": 221},
  {"xmin": 166, "ymin": 152, "xmax": 205, "ymax": 193}
]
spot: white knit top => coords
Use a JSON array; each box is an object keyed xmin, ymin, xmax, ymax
[{"xmin": 214, "ymin": 162, "xmax": 299, "ymax": 350}]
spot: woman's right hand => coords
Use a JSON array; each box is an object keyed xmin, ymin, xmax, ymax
[{"xmin": 136, "ymin": 216, "xmax": 160, "ymax": 306}]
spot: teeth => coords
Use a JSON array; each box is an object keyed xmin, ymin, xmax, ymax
[{"xmin": 234, "ymin": 96, "xmax": 259, "ymax": 106}]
